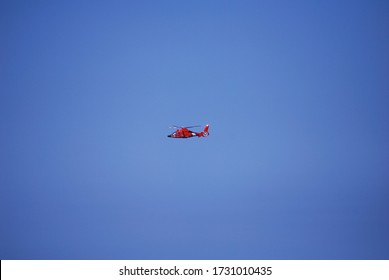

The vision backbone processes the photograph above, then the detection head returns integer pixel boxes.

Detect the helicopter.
[167,124,209,139]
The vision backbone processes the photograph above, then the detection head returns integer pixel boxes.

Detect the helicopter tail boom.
[197,124,209,137]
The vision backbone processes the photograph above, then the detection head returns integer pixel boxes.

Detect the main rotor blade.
[170,125,200,129]
[184,125,201,128]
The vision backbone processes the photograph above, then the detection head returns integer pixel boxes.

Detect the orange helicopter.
[167,124,209,139]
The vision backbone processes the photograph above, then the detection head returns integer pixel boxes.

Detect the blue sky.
[1,0,388,259]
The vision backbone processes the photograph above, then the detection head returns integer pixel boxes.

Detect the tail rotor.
[201,124,209,137]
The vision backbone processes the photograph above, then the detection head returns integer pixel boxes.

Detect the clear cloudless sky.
[1,0,388,259]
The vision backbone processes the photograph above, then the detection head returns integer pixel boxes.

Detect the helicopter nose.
[167,135,171,137]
